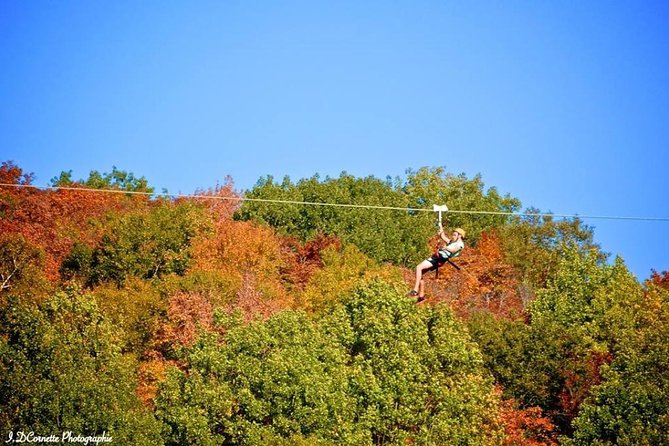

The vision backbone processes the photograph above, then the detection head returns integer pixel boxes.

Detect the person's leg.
[413,259,434,293]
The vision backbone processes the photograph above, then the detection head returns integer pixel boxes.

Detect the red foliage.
[279,232,342,290]
[648,270,669,291]
[1,164,147,281]
[0,161,33,185]
[557,350,613,422]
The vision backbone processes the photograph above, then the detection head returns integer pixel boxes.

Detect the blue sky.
[2,1,668,279]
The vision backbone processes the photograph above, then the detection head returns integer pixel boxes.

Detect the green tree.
[486,248,669,442]
[565,269,669,445]
[403,167,521,242]
[51,166,154,193]
[156,280,503,445]
[529,251,639,351]
[0,288,163,444]
[468,311,593,435]
[92,278,167,357]
[237,173,424,265]
[339,281,502,445]
[237,168,521,266]
[156,310,362,445]
[65,202,209,286]
[499,210,604,289]
[469,252,647,438]
[299,244,401,312]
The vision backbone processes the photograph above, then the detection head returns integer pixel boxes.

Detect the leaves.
[237,168,522,267]
[2,161,668,445]
[155,280,503,445]
[0,233,49,298]
[83,202,207,286]
[0,289,163,444]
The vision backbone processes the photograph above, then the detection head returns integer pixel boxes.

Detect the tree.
[499,210,603,289]
[237,168,522,267]
[566,272,669,445]
[529,252,641,351]
[0,233,49,300]
[425,231,525,318]
[1,163,151,281]
[498,396,557,446]
[403,167,521,243]
[91,277,166,357]
[237,173,426,265]
[338,281,503,445]
[0,160,34,185]
[647,269,669,291]
[191,205,300,319]
[469,310,597,436]
[499,249,669,441]
[156,310,362,446]
[278,232,342,292]
[155,280,504,445]
[298,243,401,313]
[0,288,163,444]
[74,202,208,286]
[51,166,154,193]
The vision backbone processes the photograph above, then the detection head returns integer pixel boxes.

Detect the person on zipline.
[408,227,466,300]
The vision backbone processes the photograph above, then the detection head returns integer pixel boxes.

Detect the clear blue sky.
[2,1,668,279]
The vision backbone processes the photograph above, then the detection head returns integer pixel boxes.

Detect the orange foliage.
[227,272,290,322]
[156,291,215,348]
[191,177,239,222]
[191,216,294,319]
[499,396,557,446]
[422,232,526,320]
[193,219,285,283]
[136,351,174,408]
[1,163,148,281]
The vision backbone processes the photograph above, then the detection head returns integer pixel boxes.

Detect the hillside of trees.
[1,160,668,445]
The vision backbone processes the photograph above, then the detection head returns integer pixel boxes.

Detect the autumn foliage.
[1,161,668,445]
[498,393,557,446]
[422,231,525,319]
[0,162,147,281]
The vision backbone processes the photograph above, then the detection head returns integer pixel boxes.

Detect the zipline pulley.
[433,204,448,230]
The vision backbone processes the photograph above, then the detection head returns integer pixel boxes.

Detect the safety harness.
[432,204,463,277]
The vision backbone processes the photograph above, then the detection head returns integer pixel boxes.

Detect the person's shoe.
[407,290,419,297]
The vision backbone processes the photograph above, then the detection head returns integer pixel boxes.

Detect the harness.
[435,245,462,277]
[432,204,464,276]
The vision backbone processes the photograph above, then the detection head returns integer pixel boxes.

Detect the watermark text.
[4,431,113,444]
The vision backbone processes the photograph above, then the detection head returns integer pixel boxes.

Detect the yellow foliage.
[299,244,402,313]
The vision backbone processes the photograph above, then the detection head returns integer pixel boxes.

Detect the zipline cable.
[1,182,668,222]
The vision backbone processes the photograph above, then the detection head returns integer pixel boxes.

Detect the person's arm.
[438,227,451,244]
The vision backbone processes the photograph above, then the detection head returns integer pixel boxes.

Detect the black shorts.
[426,253,448,270]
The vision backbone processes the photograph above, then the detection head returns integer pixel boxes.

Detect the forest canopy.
[1,160,667,445]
